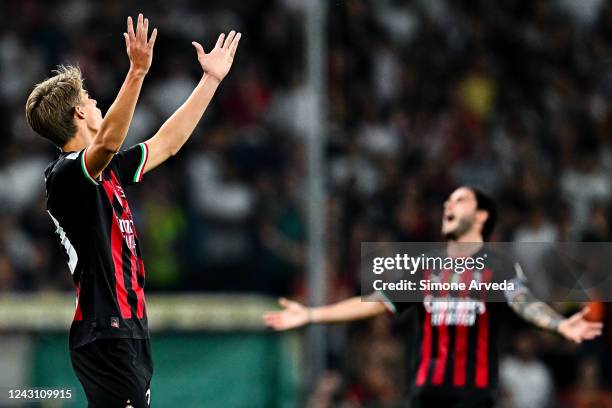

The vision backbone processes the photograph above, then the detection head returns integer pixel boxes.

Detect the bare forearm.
[310,297,386,324]
[86,69,146,178]
[95,69,146,152]
[147,74,219,163]
[508,292,564,331]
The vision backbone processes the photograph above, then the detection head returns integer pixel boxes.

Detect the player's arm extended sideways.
[263,295,388,331]
[507,289,564,330]
[87,14,157,178]
[507,284,602,343]
[310,295,388,323]
[143,31,241,174]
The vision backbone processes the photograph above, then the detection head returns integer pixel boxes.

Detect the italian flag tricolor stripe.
[133,142,148,183]
[376,291,397,314]
[81,148,99,186]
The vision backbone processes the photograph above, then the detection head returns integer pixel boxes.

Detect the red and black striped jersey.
[378,249,519,399]
[44,143,149,349]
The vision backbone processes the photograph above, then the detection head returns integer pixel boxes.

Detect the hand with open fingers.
[262,298,310,331]
[192,30,241,82]
[123,13,157,75]
[558,307,604,344]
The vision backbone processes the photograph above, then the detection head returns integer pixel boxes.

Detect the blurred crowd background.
[1,0,612,406]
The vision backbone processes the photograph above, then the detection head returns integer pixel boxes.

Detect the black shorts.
[410,392,494,408]
[70,338,153,408]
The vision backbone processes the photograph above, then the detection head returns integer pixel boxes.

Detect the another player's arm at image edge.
[84,14,157,182]
[142,31,241,175]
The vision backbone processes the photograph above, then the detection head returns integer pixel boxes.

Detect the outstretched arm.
[86,14,157,178]
[507,284,603,343]
[142,30,241,174]
[263,296,388,331]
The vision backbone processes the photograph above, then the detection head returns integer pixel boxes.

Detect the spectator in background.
[140,178,187,290]
[513,205,559,244]
[560,139,612,236]
[499,331,553,408]
[580,204,610,241]
[0,253,15,291]
[560,358,612,408]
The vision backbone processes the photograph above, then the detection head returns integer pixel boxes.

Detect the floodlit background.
[1,0,612,406]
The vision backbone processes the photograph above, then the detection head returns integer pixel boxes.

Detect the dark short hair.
[468,187,497,240]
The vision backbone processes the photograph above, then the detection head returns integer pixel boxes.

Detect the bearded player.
[25,14,241,407]
[263,186,603,408]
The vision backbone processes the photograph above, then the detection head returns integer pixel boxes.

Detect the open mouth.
[444,214,455,222]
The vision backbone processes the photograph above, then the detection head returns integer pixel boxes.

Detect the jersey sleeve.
[503,261,530,303]
[46,149,97,216]
[111,142,149,187]
[374,290,415,315]
[53,149,100,190]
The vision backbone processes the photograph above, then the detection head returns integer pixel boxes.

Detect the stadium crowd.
[1,0,611,406]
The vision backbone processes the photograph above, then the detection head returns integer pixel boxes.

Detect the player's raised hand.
[123,13,157,75]
[263,298,310,331]
[558,307,604,344]
[192,30,241,82]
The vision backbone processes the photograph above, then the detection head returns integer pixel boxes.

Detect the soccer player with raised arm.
[25,14,240,407]
[263,186,603,408]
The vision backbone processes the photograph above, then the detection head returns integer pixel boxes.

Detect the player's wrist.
[555,318,566,333]
[306,307,314,325]
[203,72,223,85]
[128,66,148,78]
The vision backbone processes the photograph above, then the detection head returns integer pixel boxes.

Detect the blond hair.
[25,65,84,147]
